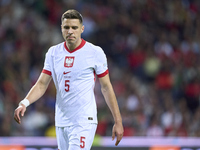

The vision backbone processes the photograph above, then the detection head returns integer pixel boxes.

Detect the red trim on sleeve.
[42,69,52,76]
[97,69,109,78]
[64,39,86,53]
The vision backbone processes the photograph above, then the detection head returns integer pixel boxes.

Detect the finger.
[115,134,123,146]
[14,116,20,123]
[17,112,20,121]
[14,109,21,124]
[14,117,21,124]
[115,140,120,146]
[14,114,21,124]
[112,131,115,141]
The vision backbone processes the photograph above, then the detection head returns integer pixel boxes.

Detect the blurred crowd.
[0,0,200,137]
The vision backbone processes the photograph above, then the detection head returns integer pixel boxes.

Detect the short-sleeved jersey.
[42,39,108,127]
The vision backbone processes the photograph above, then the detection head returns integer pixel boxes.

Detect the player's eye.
[72,26,78,30]
[63,26,69,29]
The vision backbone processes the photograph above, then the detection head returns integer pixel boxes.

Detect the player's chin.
[67,39,76,44]
[66,40,74,44]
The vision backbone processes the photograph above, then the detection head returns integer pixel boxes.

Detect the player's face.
[61,19,84,46]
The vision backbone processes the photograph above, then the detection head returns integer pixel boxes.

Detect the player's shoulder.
[49,42,64,51]
[85,41,104,53]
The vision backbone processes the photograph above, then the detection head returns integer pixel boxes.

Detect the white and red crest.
[64,56,74,67]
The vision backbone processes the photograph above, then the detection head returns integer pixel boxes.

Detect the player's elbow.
[35,80,49,93]
[101,83,112,94]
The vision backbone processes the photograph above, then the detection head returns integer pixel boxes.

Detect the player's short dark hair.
[61,9,83,24]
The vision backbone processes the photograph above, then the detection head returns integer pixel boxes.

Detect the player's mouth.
[67,36,75,40]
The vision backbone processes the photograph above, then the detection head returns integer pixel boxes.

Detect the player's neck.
[66,39,82,51]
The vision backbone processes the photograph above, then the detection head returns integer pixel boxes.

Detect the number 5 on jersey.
[65,80,70,92]
[80,136,85,148]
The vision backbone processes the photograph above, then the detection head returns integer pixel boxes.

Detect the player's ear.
[81,25,84,33]
[61,20,63,30]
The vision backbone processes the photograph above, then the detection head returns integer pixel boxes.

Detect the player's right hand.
[14,104,26,124]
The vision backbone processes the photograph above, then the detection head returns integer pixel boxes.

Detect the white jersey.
[42,39,108,127]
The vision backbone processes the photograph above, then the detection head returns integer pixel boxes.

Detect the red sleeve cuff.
[97,69,109,78]
[42,69,52,76]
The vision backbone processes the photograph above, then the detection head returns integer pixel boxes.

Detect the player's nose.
[68,28,73,34]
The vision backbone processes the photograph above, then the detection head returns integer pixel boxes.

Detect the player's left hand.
[112,122,124,146]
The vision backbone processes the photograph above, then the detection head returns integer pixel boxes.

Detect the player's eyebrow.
[63,25,78,29]
[71,26,78,29]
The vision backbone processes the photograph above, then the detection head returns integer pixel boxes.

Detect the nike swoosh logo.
[63,71,71,75]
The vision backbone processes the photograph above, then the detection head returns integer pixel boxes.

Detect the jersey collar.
[64,39,86,53]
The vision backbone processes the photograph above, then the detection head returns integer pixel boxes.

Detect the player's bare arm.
[14,73,52,124]
[99,74,124,146]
